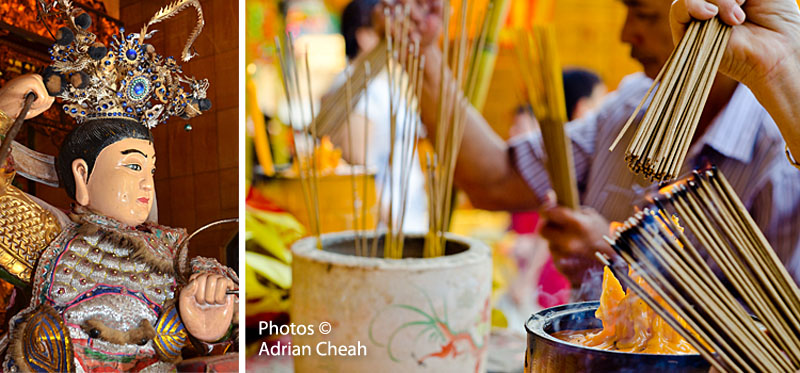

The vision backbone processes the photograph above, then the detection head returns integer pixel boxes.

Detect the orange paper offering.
[553,266,697,354]
[290,136,343,177]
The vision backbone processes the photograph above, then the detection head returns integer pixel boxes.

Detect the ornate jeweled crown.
[38,0,211,128]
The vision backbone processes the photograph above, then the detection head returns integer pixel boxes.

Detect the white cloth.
[336,68,429,233]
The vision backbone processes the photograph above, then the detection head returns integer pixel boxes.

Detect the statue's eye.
[151,167,156,175]
[125,164,142,171]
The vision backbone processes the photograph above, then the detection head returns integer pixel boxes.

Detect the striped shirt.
[509,72,800,281]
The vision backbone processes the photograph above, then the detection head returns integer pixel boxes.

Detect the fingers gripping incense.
[611,19,731,182]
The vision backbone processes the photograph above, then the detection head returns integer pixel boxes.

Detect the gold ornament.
[0,172,61,285]
[39,0,210,128]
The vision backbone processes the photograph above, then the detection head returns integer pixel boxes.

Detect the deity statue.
[0,1,237,371]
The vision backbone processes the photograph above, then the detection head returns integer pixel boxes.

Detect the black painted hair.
[563,69,602,121]
[56,118,153,199]
[341,0,380,60]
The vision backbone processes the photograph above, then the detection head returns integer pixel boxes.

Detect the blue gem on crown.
[127,76,151,102]
[126,49,138,61]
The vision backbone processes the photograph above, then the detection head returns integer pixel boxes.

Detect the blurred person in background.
[324,0,428,233]
[507,68,608,314]
[563,69,607,122]
[508,68,607,140]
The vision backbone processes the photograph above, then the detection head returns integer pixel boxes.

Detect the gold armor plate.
[0,172,61,285]
[9,303,75,372]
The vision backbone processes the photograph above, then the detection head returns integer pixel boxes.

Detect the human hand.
[373,0,443,50]
[539,192,616,289]
[0,74,55,120]
[669,0,800,93]
[179,272,236,342]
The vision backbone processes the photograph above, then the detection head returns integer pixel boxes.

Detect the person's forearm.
[750,56,800,162]
[417,45,445,136]
[417,45,536,208]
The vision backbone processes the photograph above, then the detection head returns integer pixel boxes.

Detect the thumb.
[669,0,722,45]
[222,295,236,324]
[181,280,198,299]
[540,189,558,210]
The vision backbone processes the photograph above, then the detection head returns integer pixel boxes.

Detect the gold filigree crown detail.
[39,0,211,128]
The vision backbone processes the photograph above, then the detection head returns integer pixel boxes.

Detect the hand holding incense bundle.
[603,167,800,372]
[513,26,579,209]
[610,17,731,182]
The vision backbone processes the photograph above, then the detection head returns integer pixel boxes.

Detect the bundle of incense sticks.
[274,34,323,249]
[513,25,579,209]
[343,60,373,258]
[424,0,491,258]
[601,167,800,372]
[336,0,491,259]
[275,4,425,259]
[467,0,508,110]
[275,1,489,259]
[326,0,491,259]
[370,3,427,259]
[610,18,731,182]
[316,41,388,138]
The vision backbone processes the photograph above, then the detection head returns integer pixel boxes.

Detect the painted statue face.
[73,138,156,226]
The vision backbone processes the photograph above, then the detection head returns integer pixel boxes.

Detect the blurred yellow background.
[248,0,641,140]
[485,0,641,138]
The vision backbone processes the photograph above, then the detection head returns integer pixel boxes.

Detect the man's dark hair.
[341,0,380,60]
[56,118,153,199]
[563,68,602,121]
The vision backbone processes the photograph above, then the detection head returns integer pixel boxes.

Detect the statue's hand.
[0,74,55,120]
[179,272,235,342]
